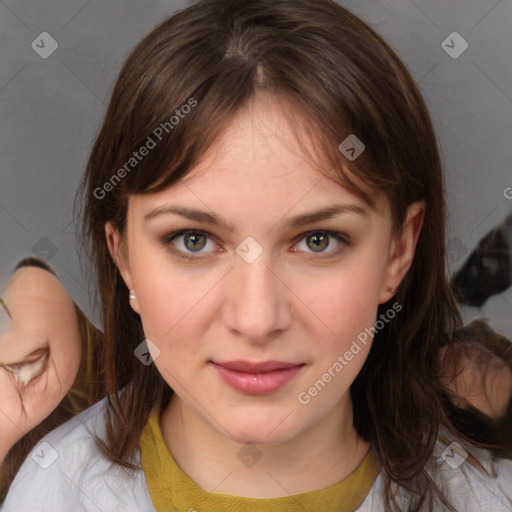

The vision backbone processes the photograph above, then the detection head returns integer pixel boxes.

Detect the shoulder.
[1,397,154,512]
[357,430,512,511]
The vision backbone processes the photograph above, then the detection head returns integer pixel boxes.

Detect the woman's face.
[0,266,82,441]
[109,94,422,444]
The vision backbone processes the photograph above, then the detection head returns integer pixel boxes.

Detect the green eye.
[161,229,350,263]
[183,233,207,252]
[294,231,350,256]
[162,229,215,262]
[306,232,329,252]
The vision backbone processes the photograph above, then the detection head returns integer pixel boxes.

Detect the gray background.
[0,0,511,337]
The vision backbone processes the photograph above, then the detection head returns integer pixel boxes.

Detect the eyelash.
[161,229,351,263]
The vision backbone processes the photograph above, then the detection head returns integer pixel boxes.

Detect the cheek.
[136,271,220,343]
[128,237,229,380]
[298,262,385,344]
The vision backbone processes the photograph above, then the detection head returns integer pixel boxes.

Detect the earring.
[129,290,136,300]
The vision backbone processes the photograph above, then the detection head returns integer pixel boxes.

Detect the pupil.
[185,234,206,251]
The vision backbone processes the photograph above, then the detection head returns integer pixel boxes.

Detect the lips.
[214,360,303,373]
[211,360,305,394]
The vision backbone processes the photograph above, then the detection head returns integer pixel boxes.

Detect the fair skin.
[107,94,424,498]
[0,267,82,464]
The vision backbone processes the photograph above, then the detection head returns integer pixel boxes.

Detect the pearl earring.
[129,290,136,300]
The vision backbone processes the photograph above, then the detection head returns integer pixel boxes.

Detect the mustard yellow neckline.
[139,402,380,512]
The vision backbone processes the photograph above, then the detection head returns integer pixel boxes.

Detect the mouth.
[210,360,305,395]
[1,347,50,388]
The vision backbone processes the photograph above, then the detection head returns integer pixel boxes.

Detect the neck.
[160,392,370,498]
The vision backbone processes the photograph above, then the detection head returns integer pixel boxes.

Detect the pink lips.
[211,360,305,395]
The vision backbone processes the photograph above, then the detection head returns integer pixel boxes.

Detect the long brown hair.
[0,257,105,503]
[77,1,509,510]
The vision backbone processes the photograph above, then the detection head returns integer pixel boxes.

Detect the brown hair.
[0,258,106,503]
[77,1,510,510]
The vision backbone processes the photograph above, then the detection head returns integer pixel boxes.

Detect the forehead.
[130,94,390,221]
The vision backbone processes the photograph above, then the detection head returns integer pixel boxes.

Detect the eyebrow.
[144,203,368,231]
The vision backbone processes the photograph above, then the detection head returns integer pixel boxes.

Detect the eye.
[162,230,218,261]
[293,231,350,257]
[161,229,350,263]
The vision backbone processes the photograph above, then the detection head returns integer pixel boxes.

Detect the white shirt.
[2,397,512,511]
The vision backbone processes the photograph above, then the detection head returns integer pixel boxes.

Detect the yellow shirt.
[139,403,380,512]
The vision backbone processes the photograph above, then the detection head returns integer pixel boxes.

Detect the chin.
[221,412,300,446]
[229,428,291,446]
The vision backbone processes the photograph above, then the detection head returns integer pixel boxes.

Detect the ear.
[378,201,425,304]
[105,221,140,313]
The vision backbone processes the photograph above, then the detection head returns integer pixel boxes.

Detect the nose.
[222,253,292,344]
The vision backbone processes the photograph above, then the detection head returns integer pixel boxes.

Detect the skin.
[0,266,82,464]
[107,93,425,498]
